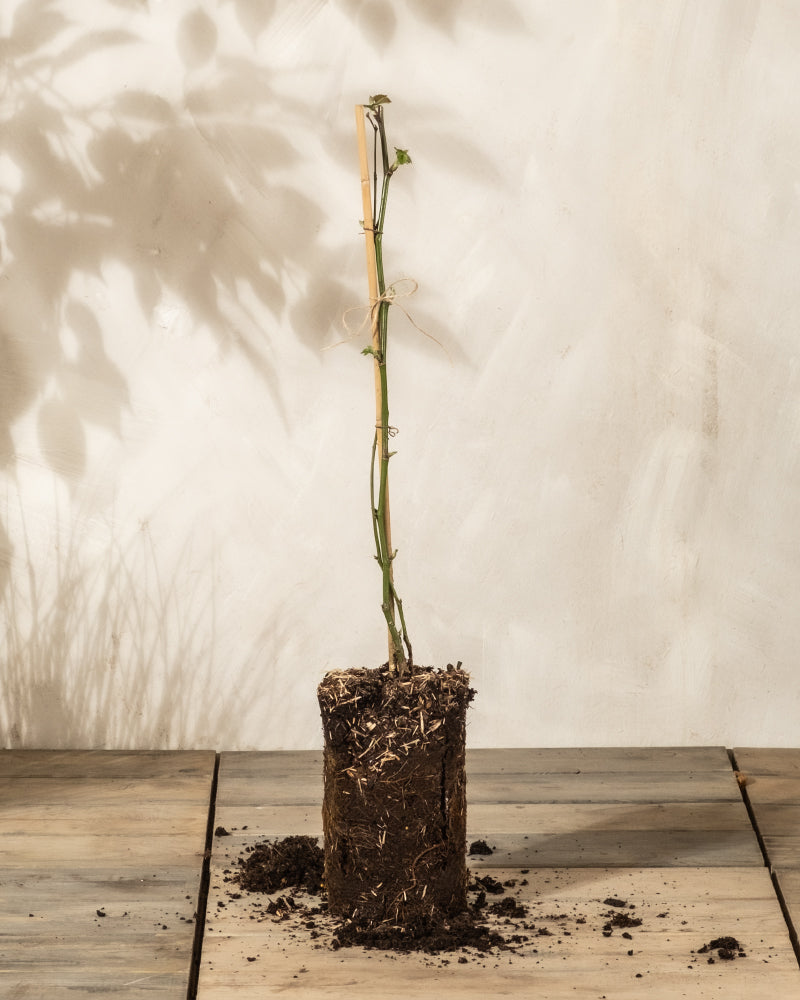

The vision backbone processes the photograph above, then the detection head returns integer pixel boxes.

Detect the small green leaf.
[368,94,391,106]
[394,147,411,165]
[361,346,376,357]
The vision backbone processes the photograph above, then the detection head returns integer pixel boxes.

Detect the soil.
[468,839,494,856]
[235,836,324,895]
[232,834,530,955]
[227,834,757,971]
[317,663,474,930]
[695,936,748,962]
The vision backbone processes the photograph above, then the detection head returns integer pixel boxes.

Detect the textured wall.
[2,0,799,748]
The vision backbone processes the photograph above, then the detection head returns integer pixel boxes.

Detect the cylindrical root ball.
[317,664,474,930]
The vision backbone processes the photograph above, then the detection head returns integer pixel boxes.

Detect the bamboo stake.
[355,106,380,358]
[355,105,395,667]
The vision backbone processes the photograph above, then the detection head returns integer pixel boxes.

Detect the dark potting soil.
[233,834,525,955]
[695,936,748,962]
[229,835,757,971]
[235,835,324,895]
[318,663,475,929]
[468,839,494,856]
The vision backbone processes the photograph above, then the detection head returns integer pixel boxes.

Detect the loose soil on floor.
[222,833,756,970]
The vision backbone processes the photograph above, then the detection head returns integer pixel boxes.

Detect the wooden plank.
[467,746,734,774]
[0,749,214,778]
[762,840,800,871]
[215,770,739,807]
[215,800,753,838]
[0,974,190,998]
[0,773,211,867]
[217,751,322,782]
[467,770,740,804]
[774,870,800,943]
[0,934,192,968]
[734,749,800,778]
[475,831,760,868]
[468,801,757,835]
[196,865,800,999]
[216,761,740,808]
[212,751,755,868]
[465,801,760,867]
[740,775,800,807]
[201,750,793,996]
[723,750,800,953]
[0,775,213,804]
[212,799,761,868]
[731,751,800,870]
[743,804,800,839]
[0,751,214,998]
[0,834,206,868]
[210,827,759,872]
[217,748,733,784]
[1,867,202,919]
[753,803,800,869]
[215,774,323,808]
[212,804,320,835]
[0,799,209,838]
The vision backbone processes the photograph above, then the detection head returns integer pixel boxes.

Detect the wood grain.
[4,747,795,999]
[733,747,800,957]
[198,863,799,999]
[0,750,215,998]
[197,748,797,998]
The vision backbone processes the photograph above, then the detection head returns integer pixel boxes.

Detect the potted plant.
[317,96,475,943]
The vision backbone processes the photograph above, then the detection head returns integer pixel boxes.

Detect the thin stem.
[356,100,412,677]
[370,114,379,234]
[369,433,381,561]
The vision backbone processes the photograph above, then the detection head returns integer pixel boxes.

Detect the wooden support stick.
[355,105,380,355]
[356,105,395,665]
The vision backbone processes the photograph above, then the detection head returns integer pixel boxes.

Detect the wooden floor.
[0,750,215,998]
[733,749,800,957]
[2,748,800,998]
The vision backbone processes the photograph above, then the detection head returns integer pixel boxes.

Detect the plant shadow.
[0,0,523,745]
[0,499,265,747]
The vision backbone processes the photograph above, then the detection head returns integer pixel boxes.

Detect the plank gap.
[731,748,800,973]
[771,870,800,971]
[728,748,771,869]
[187,752,220,1000]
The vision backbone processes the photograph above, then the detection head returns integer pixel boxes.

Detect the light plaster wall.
[2,0,799,749]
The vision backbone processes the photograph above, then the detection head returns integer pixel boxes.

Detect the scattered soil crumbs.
[695,936,748,962]
[332,912,508,954]
[489,897,528,919]
[226,836,534,957]
[222,836,755,973]
[472,874,505,895]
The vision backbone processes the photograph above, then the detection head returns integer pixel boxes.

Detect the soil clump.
[235,835,324,895]
[468,839,494,856]
[695,936,748,962]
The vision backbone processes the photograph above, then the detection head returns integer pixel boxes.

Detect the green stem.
[367,103,410,676]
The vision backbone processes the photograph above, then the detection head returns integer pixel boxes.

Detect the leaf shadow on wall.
[0,0,522,746]
[1,0,524,490]
[1,2,310,479]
